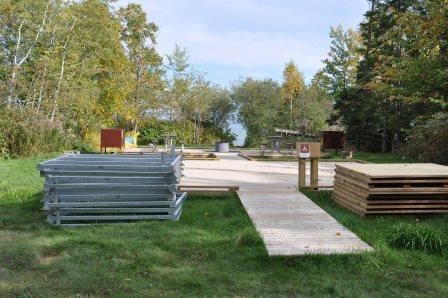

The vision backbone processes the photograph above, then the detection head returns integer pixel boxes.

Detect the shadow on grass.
[0,188,47,230]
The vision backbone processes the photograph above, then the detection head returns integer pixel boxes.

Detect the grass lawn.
[1,157,448,296]
[248,151,417,163]
[323,151,417,163]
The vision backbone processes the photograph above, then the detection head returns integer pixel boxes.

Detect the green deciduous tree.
[297,73,333,134]
[279,62,331,137]
[117,3,163,132]
[232,78,282,146]
[0,0,135,148]
[160,45,235,145]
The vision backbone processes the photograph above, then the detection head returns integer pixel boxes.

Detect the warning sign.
[299,144,310,158]
[296,142,322,158]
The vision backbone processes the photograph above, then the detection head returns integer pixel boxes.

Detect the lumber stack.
[333,163,448,216]
[39,153,186,226]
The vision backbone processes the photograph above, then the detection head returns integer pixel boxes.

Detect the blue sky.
[116,0,369,86]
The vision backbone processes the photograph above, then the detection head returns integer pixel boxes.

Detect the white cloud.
[116,0,368,84]
[160,23,324,70]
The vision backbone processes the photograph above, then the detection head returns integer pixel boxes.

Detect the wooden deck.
[183,153,372,256]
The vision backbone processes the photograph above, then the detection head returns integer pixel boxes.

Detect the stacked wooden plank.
[39,153,186,225]
[333,163,448,216]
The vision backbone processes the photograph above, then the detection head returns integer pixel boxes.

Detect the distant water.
[229,122,246,146]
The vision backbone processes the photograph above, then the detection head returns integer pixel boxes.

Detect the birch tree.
[4,0,51,104]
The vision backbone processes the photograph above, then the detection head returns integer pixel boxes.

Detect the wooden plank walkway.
[183,153,372,256]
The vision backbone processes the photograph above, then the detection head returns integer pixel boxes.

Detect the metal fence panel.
[39,153,186,225]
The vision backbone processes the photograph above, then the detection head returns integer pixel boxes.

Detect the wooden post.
[310,158,319,190]
[298,158,306,189]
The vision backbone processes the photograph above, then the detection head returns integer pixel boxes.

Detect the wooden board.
[333,164,448,216]
[182,153,372,255]
[336,163,448,179]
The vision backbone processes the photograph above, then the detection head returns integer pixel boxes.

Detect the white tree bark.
[37,63,48,110]
[50,19,77,121]
[6,0,51,104]
[37,21,57,110]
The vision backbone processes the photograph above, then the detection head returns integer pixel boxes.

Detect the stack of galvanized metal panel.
[333,163,448,216]
[39,153,186,226]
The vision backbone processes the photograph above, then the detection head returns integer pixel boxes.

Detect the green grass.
[386,222,446,255]
[1,157,448,296]
[249,151,416,163]
[323,151,417,163]
[246,155,299,162]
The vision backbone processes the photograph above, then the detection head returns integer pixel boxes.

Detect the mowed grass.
[249,151,416,163]
[324,151,417,163]
[0,157,448,296]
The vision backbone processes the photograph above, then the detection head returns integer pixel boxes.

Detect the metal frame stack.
[333,163,448,216]
[39,153,186,225]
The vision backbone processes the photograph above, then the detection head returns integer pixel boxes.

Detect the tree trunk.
[37,26,56,110]
[50,53,66,121]
[50,19,76,121]
[382,114,387,153]
[7,66,19,104]
[355,133,361,151]
[6,1,50,104]
[37,63,48,110]
[289,97,293,129]
[27,73,37,106]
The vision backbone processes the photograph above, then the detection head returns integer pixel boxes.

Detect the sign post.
[296,142,321,190]
[297,144,310,188]
[310,158,318,189]
[298,158,306,188]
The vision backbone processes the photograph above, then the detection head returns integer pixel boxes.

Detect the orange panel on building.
[100,129,124,149]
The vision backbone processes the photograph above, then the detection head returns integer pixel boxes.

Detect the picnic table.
[161,133,177,152]
[266,135,286,153]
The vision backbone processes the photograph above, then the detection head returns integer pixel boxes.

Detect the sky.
[115,0,369,145]
[115,0,369,85]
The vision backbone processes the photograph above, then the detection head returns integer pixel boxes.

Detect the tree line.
[231,66,332,147]
[0,0,234,157]
[321,0,447,162]
[232,0,447,163]
[1,0,446,162]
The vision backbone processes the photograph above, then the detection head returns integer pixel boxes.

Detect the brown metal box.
[100,129,124,149]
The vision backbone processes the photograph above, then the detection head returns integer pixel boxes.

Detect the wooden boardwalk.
[183,153,372,256]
